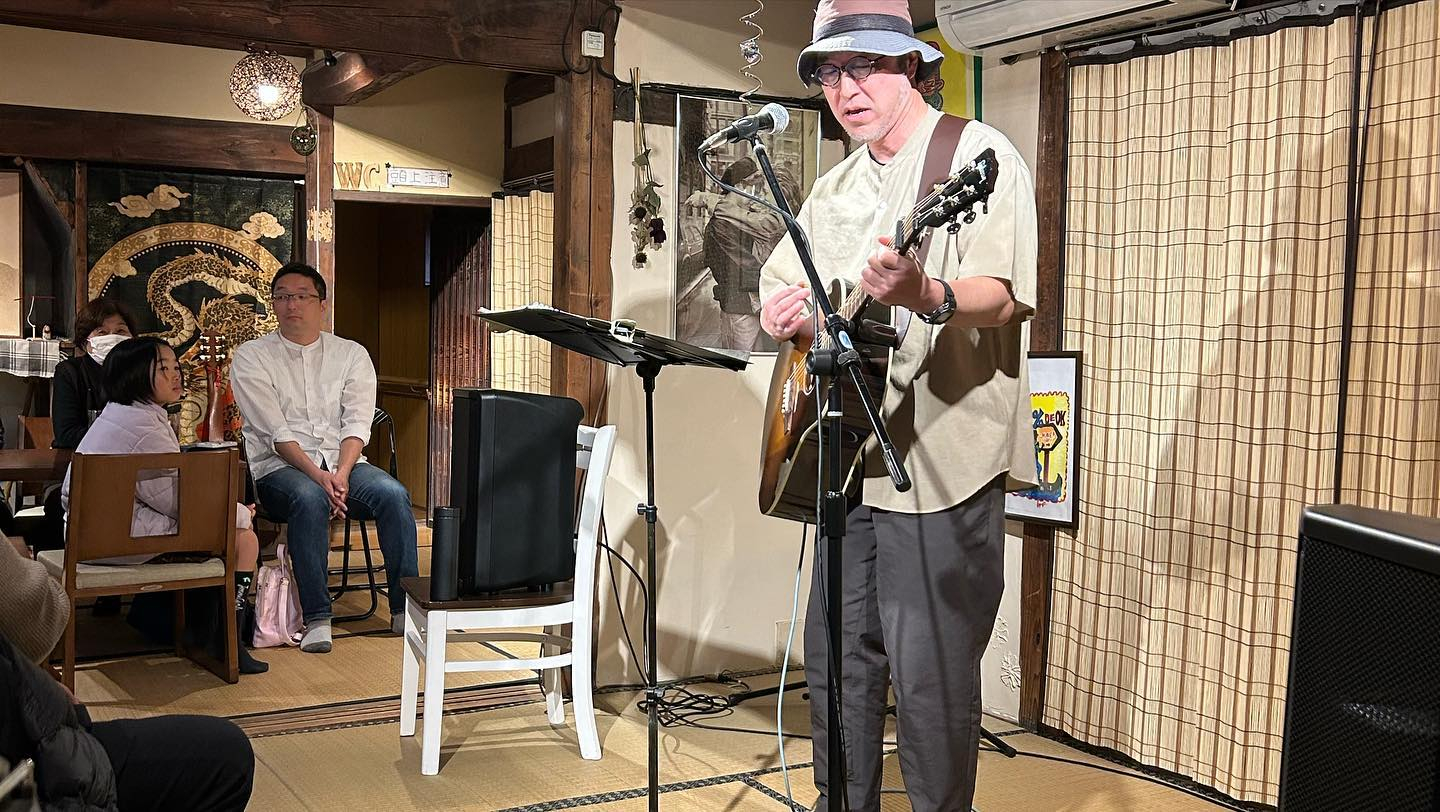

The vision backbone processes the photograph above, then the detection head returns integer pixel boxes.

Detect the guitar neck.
[839,213,928,323]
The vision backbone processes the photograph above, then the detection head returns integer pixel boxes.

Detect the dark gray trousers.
[804,475,1006,811]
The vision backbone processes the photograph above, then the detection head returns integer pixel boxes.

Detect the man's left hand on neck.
[861,234,938,312]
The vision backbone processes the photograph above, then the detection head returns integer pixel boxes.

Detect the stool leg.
[399,601,419,737]
[420,609,447,775]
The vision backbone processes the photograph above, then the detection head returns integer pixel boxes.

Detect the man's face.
[818,51,916,144]
[272,273,325,334]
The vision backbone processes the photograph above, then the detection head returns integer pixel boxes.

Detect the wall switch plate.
[581,29,605,58]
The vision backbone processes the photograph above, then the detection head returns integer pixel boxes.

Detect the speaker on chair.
[1278,504,1440,811]
[448,388,583,597]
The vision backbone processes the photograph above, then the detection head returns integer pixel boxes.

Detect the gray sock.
[300,619,333,653]
[391,613,405,635]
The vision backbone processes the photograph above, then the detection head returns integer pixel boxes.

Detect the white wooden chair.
[399,424,617,775]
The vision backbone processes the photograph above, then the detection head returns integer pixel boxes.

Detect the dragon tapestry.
[87,168,298,444]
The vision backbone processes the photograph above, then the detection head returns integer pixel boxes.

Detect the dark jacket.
[50,357,105,451]
[0,635,116,811]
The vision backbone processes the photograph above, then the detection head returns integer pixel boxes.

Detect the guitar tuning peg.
[963,210,978,225]
[947,221,962,234]
[982,202,989,215]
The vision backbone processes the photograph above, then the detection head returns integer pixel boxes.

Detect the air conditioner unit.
[935,0,1230,59]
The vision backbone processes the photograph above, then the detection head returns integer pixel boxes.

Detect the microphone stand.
[744,136,912,812]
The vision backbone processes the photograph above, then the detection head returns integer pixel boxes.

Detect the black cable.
[699,153,815,263]
[560,0,590,75]
[599,527,646,680]
[591,3,624,84]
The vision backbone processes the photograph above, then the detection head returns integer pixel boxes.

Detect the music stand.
[477,304,747,811]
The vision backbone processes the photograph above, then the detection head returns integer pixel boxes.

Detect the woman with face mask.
[32,300,142,558]
[51,299,138,450]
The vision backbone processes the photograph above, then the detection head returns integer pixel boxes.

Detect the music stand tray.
[477,304,746,810]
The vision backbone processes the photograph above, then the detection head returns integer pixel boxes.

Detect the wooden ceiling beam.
[0,12,312,56]
[303,52,439,108]
[0,103,305,176]
[0,0,571,73]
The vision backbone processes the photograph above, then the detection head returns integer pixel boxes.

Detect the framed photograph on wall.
[673,95,820,357]
[1006,350,1082,528]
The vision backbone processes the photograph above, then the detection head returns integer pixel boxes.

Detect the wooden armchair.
[16,416,53,451]
[38,449,241,689]
[13,416,55,510]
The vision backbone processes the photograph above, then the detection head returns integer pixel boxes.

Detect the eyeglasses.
[273,293,322,304]
[812,55,886,88]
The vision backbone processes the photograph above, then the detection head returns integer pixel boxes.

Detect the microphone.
[699,102,790,151]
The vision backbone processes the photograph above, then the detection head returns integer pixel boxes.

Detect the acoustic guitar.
[196,331,235,444]
[758,147,1000,523]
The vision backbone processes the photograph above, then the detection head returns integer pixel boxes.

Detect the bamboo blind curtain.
[1340,0,1440,513]
[1051,19,1357,804]
[489,191,554,394]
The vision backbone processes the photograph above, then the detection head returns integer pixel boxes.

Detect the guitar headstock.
[197,331,229,369]
[910,147,1000,243]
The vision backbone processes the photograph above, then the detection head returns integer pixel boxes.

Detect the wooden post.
[304,103,336,328]
[1020,48,1069,730]
[551,0,615,423]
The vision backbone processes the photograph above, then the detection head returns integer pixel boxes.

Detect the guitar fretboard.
[814,197,932,350]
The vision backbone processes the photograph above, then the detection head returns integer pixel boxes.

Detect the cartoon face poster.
[1006,353,1081,527]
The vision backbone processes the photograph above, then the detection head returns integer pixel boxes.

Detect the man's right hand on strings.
[760,282,815,343]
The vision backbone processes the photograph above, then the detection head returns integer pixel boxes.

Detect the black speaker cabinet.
[1279,505,1440,811]
[449,388,583,596]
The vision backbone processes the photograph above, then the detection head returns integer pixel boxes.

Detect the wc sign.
[387,165,451,189]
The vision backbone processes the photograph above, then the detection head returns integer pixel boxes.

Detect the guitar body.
[759,282,893,522]
[754,146,1001,523]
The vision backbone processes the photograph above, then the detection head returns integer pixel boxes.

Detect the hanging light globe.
[230,47,301,121]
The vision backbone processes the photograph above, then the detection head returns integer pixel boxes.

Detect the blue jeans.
[255,463,419,623]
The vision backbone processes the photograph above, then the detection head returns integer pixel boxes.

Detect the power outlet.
[580,29,605,58]
[774,618,803,666]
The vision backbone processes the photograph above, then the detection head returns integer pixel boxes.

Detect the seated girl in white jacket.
[61,335,267,674]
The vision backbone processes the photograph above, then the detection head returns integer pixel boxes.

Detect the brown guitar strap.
[894,113,971,342]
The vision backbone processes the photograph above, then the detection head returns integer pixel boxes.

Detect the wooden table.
[0,448,71,482]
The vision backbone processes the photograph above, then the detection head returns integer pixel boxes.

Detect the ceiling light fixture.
[230,45,302,121]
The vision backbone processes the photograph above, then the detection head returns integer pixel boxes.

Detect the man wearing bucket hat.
[759,1,1037,810]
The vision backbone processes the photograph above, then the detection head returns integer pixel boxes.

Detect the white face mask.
[86,333,130,364]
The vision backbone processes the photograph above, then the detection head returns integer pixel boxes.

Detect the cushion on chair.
[37,550,225,590]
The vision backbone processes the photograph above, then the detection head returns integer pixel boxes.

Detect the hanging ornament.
[738,0,765,105]
[289,107,318,156]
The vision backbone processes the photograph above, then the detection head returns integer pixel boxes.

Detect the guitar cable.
[776,518,808,807]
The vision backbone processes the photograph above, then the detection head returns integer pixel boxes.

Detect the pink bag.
[252,543,303,647]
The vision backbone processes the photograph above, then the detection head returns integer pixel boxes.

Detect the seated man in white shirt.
[230,262,419,653]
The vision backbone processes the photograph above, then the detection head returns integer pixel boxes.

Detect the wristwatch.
[916,279,956,325]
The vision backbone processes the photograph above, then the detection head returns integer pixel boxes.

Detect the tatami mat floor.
[66,523,1231,811]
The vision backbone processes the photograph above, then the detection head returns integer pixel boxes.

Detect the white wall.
[0,24,302,125]
[977,56,1042,724]
[332,64,505,197]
